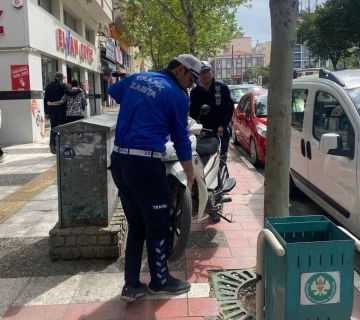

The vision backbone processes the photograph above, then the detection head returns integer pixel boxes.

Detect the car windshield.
[347,88,360,114]
[255,94,268,117]
[230,88,245,103]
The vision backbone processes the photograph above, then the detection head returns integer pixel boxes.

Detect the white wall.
[0,0,29,48]
[27,1,99,73]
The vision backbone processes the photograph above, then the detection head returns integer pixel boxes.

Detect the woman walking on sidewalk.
[0,109,5,163]
[47,79,87,124]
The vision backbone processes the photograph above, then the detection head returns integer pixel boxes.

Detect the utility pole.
[244,53,247,83]
[231,45,234,85]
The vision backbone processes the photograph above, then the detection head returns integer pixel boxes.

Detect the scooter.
[163,104,237,262]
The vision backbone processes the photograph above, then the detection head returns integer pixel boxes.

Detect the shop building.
[0,0,113,145]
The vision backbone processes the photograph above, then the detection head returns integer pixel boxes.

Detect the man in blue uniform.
[108,54,202,302]
[190,61,234,161]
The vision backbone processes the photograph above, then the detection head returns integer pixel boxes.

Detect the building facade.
[254,41,271,66]
[219,37,252,55]
[293,44,316,69]
[0,0,113,145]
[211,51,265,84]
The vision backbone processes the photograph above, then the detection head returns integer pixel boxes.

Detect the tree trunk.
[264,0,299,220]
[332,60,338,71]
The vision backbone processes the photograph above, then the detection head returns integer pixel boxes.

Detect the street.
[230,141,360,274]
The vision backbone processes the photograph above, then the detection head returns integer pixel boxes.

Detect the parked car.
[228,84,263,108]
[231,90,268,166]
[290,68,360,238]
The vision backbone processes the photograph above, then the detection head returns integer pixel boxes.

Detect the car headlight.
[256,123,267,137]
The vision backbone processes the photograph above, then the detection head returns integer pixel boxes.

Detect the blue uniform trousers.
[110,152,171,288]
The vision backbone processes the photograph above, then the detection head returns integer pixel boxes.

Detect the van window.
[313,91,355,155]
[291,89,309,132]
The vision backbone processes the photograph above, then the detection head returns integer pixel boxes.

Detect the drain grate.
[211,269,256,320]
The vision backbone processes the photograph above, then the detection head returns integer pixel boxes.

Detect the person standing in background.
[0,109,4,163]
[44,72,81,154]
[47,80,87,124]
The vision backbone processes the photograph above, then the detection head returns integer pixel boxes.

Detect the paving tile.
[0,223,34,238]
[0,278,31,309]
[0,307,9,319]
[210,257,256,270]
[188,298,219,317]
[203,222,243,231]
[0,186,22,194]
[63,301,127,320]
[352,289,360,319]
[125,299,188,319]
[186,269,210,283]
[241,222,264,230]
[32,187,58,201]
[247,237,258,247]
[13,275,82,306]
[186,248,232,260]
[2,305,68,320]
[18,200,58,212]
[187,283,210,298]
[226,238,251,248]
[72,273,125,303]
[2,210,45,225]
[230,247,257,258]
[224,230,260,239]
[186,259,211,271]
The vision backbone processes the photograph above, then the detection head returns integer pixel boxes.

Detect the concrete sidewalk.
[0,139,359,320]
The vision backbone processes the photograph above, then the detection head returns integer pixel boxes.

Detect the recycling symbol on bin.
[63,148,75,159]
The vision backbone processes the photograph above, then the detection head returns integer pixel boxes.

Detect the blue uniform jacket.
[108,70,192,162]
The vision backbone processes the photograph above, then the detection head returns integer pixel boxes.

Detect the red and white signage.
[12,0,24,8]
[0,10,4,35]
[56,28,93,64]
[11,65,30,91]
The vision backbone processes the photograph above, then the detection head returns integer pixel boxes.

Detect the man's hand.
[187,174,196,189]
[217,126,224,136]
[45,114,50,121]
[47,101,55,106]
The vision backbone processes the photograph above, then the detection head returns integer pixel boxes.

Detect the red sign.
[0,10,4,35]
[11,65,30,91]
[56,28,93,64]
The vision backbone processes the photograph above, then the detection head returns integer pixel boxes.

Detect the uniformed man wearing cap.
[190,61,234,162]
[108,54,202,302]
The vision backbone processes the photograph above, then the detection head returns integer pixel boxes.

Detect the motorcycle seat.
[196,137,219,157]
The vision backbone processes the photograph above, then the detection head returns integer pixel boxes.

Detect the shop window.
[64,11,77,32]
[41,56,58,90]
[85,29,91,42]
[38,0,51,14]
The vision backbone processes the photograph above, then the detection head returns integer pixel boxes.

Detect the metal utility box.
[54,115,118,228]
[265,216,355,320]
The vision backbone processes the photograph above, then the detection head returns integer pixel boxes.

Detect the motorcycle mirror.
[200,104,211,116]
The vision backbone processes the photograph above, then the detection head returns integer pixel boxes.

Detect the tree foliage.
[297,0,360,70]
[114,0,247,69]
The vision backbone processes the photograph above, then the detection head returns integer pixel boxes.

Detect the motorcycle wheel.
[167,177,192,262]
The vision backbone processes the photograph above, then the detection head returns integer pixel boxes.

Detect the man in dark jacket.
[190,61,234,161]
[44,72,80,154]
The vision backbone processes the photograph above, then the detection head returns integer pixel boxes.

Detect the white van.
[290,69,360,238]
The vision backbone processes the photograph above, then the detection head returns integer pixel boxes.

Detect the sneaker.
[120,283,148,302]
[0,153,5,163]
[148,275,191,295]
[50,145,56,155]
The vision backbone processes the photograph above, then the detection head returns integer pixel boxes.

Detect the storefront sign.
[106,39,116,62]
[11,65,30,91]
[12,0,24,8]
[56,28,93,64]
[0,10,4,35]
[115,47,123,65]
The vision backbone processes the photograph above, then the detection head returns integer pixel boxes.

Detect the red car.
[231,91,268,166]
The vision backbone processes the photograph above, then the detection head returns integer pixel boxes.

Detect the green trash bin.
[265,215,355,320]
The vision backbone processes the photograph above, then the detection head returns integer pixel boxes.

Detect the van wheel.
[289,174,301,199]
[232,125,240,146]
[250,138,260,167]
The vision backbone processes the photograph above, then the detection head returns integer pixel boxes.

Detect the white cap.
[174,54,203,87]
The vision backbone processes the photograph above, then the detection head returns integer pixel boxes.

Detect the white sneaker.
[0,153,5,163]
